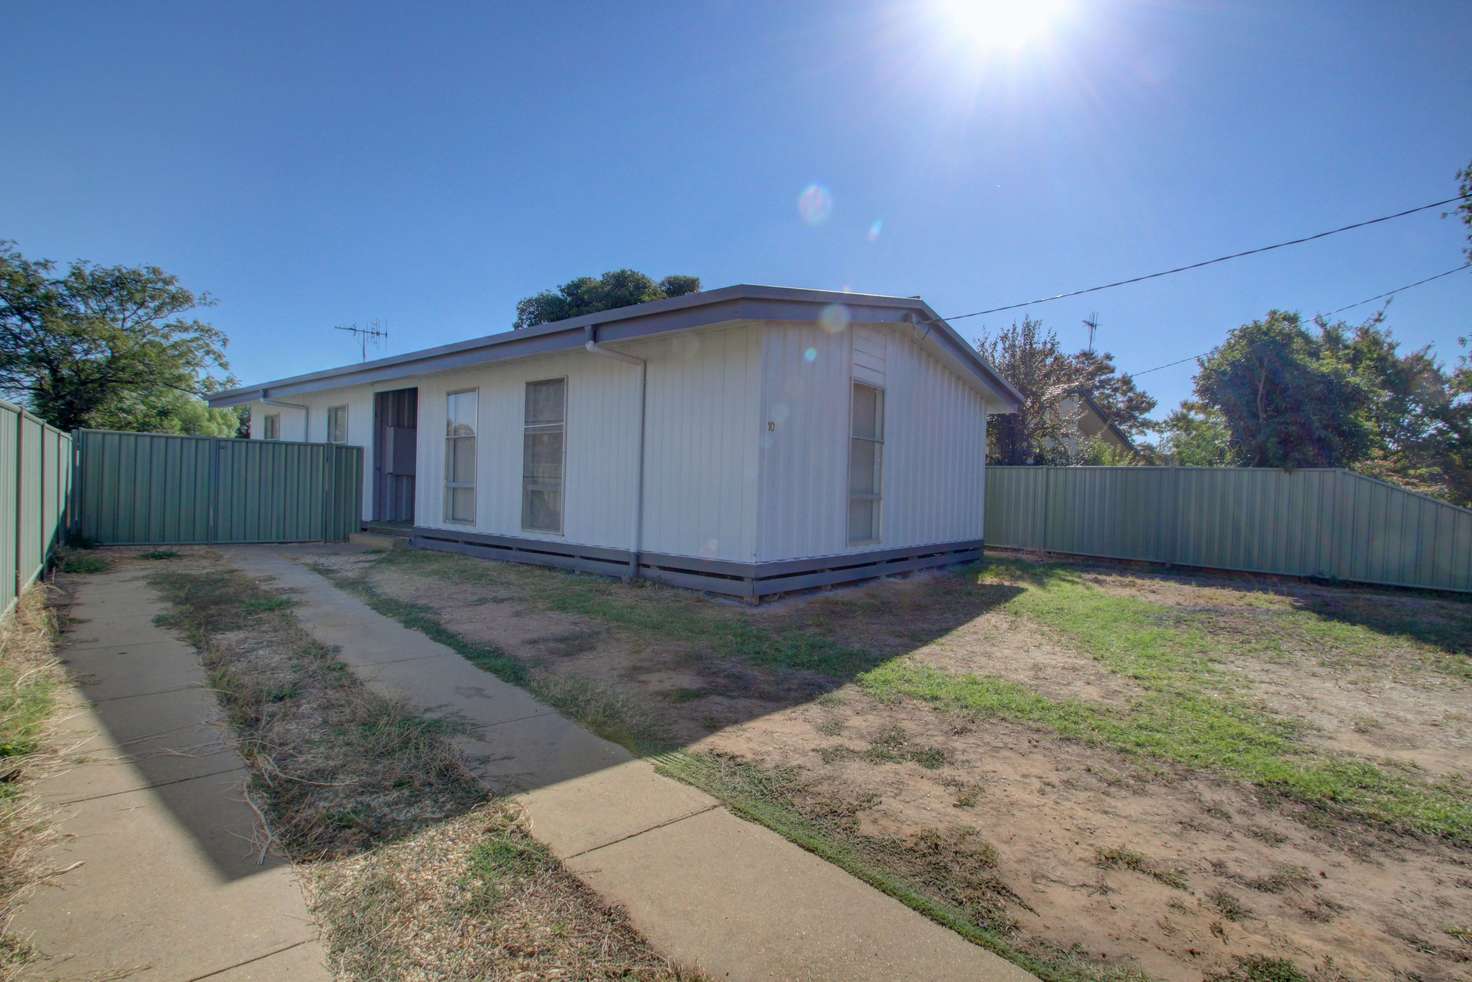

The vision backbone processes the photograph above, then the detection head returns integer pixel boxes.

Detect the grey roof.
[207,284,1023,411]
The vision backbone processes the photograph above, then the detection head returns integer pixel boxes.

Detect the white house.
[208,286,1021,599]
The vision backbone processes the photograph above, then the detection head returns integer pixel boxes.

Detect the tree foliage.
[1156,400,1233,466]
[513,269,701,330]
[1193,310,1372,468]
[1456,157,1472,262]
[976,317,1155,464]
[1188,309,1470,504]
[0,241,235,433]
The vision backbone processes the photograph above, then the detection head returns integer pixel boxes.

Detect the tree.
[1156,400,1233,466]
[1456,158,1472,261]
[1320,317,1472,505]
[1193,310,1373,468]
[977,317,1153,464]
[513,269,701,330]
[1068,348,1157,439]
[976,318,1083,464]
[0,242,231,432]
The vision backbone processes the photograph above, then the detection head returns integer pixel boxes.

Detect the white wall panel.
[756,322,988,562]
[410,324,760,561]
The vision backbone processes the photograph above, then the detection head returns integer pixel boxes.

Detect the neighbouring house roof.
[1071,388,1134,451]
[206,285,1023,411]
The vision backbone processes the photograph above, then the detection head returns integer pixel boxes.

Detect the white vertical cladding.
[757,321,988,562]
[294,385,377,521]
[636,324,762,562]
[415,350,640,549]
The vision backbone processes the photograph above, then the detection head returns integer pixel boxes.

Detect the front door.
[373,388,417,523]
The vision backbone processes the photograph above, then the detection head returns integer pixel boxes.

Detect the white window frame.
[444,388,478,525]
[326,405,348,444]
[847,381,884,545]
[262,413,280,441]
[521,377,567,535]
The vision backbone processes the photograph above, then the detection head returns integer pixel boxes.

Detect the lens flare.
[818,303,852,335]
[867,219,883,242]
[797,183,834,225]
[803,347,818,363]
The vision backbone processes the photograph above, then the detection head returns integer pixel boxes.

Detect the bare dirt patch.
[313,545,1472,981]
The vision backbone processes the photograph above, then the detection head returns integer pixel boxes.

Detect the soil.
[305,547,1472,981]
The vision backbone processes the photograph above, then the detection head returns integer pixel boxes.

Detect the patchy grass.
[0,586,62,977]
[310,564,675,755]
[323,545,1471,981]
[313,802,696,980]
[153,561,689,978]
[1095,846,1189,891]
[57,553,107,575]
[654,751,1142,982]
[1206,955,1311,982]
[136,550,181,561]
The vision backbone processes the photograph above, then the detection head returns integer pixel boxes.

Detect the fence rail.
[1,401,73,621]
[985,466,1472,594]
[73,430,362,547]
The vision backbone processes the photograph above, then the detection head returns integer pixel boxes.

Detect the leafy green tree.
[513,269,701,330]
[977,317,1154,464]
[1068,348,1157,439]
[1320,318,1471,504]
[0,241,231,432]
[976,318,1079,464]
[1156,400,1234,466]
[1193,310,1372,468]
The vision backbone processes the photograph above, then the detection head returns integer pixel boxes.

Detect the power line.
[1127,261,1472,379]
[934,191,1470,325]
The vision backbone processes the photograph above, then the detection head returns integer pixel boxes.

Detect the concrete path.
[12,565,329,981]
[230,547,1035,982]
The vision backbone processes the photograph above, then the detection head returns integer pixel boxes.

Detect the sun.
[937,0,1068,51]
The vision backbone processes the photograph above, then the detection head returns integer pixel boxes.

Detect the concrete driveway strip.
[12,564,329,982]
[230,546,1035,982]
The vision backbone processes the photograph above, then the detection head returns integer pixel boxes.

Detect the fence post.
[14,411,24,596]
[38,425,45,566]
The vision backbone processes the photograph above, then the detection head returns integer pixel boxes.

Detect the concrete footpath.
[12,565,329,981]
[231,547,1034,982]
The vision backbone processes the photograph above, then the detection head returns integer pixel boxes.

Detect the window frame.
[520,376,568,535]
[326,404,348,444]
[262,413,280,441]
[847,381,884,545]
[443,387,478,526]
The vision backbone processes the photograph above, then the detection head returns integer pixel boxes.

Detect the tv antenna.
[335,320,389,362]
[1083,313,1099,353]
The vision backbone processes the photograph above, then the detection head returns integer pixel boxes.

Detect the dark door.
[373,388,418,523]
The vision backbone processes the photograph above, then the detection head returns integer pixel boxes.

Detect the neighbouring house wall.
[413,323,762,562]
[246,384,381,522]
[756,321,989,562]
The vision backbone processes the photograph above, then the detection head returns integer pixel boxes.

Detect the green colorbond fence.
[1,401,73,621]
[73,430,362,546]
[985,466,1472,594]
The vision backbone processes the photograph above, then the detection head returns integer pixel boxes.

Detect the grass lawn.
[307,545,1472,981]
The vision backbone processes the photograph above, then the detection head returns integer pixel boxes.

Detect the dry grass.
[311,801,698,981]
[0,585,64,978]
[152,559,693,980]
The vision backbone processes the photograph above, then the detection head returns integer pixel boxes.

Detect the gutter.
[261,395,310,439]
[583,325,646,582]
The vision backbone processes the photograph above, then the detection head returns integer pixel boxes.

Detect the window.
[848,382,883,543]
[521,378,566,533]
[444,389,477,524]
[262,413,280,441]
[327,405,348,444]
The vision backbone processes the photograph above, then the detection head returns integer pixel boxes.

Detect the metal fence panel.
[985,466,1472,594]
[73,430,361,547]
[2,401,74,621]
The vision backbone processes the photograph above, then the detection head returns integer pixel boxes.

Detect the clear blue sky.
[5,1,1470,418]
